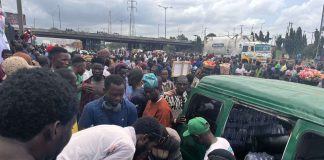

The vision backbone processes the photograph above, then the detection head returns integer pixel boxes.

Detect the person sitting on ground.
[78,75,137,130]
[57,117,165,160]
[183,117,234,160]
[0,68,78,160]
[143,73,172,127]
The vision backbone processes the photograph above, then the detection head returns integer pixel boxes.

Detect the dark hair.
[36,55,49,67]
[128,69,143,87]
[133,117,163,142]
[1,49,12,58]
[154,128,180,151]
[207,149,236,160]
[48,47,68,60]
[0,68,78,142]
[91,57,105,66]
[72,56,85,66]
[14,44,24,52]
[55,68,76,87]
[104,74,125,89]
[176,75,188,83]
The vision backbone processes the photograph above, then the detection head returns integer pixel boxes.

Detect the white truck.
[241,42,272,63]
[203,35,252,57]
[203,35,272,62]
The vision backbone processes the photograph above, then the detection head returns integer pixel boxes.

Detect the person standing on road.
[48,47,71,70]
[78,75,137,130]
[164,76,188,127]
[143,73,172,127]
[79,57,106,114]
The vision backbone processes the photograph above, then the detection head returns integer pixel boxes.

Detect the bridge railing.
[30,28,192,44]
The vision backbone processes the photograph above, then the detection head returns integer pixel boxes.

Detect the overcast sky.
[1,0,323,41]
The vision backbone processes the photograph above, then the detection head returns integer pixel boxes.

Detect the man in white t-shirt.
[57,117,165,160]
[183,117,234,160]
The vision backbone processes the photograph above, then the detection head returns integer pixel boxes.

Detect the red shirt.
[143,97,172,127]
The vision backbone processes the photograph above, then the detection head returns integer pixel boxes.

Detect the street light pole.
[158,24,161,38]
[120,20,123,35]
[16,0,23,34]
[158,5,172,39]
[58,5,61,29]
[52,14,55,28]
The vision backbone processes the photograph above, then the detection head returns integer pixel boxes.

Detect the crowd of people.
[1,30,323,160]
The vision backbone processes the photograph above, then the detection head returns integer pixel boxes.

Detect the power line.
[128,0,137,36]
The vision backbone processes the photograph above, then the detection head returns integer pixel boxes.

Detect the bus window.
[223,104,295,160]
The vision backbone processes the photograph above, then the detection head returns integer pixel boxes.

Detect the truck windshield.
[255,44,271,51]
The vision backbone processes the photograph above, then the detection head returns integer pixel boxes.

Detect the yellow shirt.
[72,122,78,134]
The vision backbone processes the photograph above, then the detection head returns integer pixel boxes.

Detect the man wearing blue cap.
[183,117,234,160]
[142,73,172,127]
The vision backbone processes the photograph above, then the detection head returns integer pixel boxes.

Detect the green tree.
[275,35,283,50]
[303,44,317,58]
[314,29,320,46]
[192,36,203,53]
[163,44,176,53]
[206,33,216,37]
[265,31,270,43]
[170,36,176,40]
[176,34,189,41]
[259,31,264,42]
[302,34,307,49]
[295,27,303,54]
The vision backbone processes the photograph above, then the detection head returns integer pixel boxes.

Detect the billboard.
[5,12,26,25]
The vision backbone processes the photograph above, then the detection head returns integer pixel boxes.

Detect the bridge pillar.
[81,39,101,51]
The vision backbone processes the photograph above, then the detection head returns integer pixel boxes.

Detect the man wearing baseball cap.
[183,117,234,160]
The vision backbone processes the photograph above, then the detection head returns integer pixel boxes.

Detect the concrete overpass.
[29,28,193,50]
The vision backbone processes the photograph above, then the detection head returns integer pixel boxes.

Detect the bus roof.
[197,75,324,126]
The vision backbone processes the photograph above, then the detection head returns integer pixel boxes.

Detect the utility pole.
[33,18,36,28]
[240,25,244,35]
[128,0,137,36]
[316,5,324,59]
[58,5,61,29]
[109,10,112,34]
[260,23,265,31]
[287,22,293,33]
[158,5,172,39]
[16,0,23,34]
[251,24,254,33]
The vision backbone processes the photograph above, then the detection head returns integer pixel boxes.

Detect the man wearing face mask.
[78,75,138,130]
